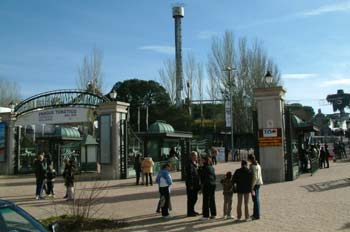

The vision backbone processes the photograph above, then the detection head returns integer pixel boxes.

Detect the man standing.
[186,151,200,217]
[33,153,46,200]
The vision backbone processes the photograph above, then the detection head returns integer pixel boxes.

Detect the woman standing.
[200,156,217,220]
[248,154,263,220]
[63,159,75,201]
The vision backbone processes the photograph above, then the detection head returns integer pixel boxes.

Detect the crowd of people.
[154,151,263,221]
[33,152,75,201]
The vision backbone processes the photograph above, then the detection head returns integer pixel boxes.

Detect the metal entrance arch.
[14,89,110,116]
[12,89,111,174]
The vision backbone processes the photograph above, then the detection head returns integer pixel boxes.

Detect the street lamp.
[8,101,16,113]
[109,90,117,101]
[265,71,273,86]
[223,66,235,160]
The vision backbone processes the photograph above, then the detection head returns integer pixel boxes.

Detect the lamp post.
[223,66,235,159]
[109,90,117,101]
[265,70,273,86]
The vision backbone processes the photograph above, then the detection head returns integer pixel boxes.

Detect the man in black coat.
[186,151,201,217]
[33,153,46,200]
[233,160,252,220]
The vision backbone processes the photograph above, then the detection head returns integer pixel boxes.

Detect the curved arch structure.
[15,89,110,116]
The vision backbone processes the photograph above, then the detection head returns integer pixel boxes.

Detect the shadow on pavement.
[120,213,244,232]
[339,222,350,230]
[302,178,350,192]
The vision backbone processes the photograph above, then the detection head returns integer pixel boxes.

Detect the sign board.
[258,128,282,147]
[99,115,111,164]
[262,128,278,137]
[216,147,225,162]
[0,123,6,162]
[16,107,95,126]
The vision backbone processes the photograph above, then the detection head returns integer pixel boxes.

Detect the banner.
[225,101,231,128]
[0,123,6,162]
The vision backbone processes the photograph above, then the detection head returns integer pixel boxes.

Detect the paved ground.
[0,160,350,232]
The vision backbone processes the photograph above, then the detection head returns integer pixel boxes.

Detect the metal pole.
[229,70,234,157]
[146,105,149,131]
[137,106,140,132]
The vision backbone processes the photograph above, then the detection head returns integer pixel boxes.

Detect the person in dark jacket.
[134,154,142,185]
[63,159,75,200]
[232,160,252,221]
[186,151,201,217]
[33,153,46,200]
[46,165,57,197]
[200,156,217,220]
[325,144,330,168]
[319,147,326,168]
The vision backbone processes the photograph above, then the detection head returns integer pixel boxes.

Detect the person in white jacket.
[248,154,263,220]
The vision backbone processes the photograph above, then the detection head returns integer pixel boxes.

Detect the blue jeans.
[252,185,260,219]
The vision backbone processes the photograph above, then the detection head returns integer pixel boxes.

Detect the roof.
[148,121,175,133]
[54,127,81,140]
[81,134,98,145]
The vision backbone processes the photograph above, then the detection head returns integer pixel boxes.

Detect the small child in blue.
[156,163,173,218]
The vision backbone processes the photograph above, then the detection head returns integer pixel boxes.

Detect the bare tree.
[184,53,198,101]
[0,78,21,107]
[207,31,281,133]
[197,63,204,128]
[158,58,176,104]
[77,47,103,94]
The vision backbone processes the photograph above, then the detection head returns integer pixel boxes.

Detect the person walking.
[233,160,252,221]
[248,154,263,220]
[134,154,142,185]
[325,144,330,168]
[142,157,154,186]
[63,159,75,200]
[46,165,57,198]
[221,171,234,219]
[200,156,217,220]
[185,151,201,217]
[210,147,218,165]
[33,153,47,200]
[319,147,326,168]
[156,163,173,218]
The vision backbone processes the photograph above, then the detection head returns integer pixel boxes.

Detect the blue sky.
[1,0,350,114]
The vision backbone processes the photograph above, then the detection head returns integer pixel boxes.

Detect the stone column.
[0,112,17,175]
[97,101,129,180]
[254,87,286,183]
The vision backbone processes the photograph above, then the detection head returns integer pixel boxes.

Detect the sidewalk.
[0,161,349,232]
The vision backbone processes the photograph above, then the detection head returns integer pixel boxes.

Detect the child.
[156,163,173,218]
[46,165,57,198]
[64,159,75,200]
[221,171,234,219]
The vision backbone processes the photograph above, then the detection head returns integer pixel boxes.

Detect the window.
[0,207,42,232]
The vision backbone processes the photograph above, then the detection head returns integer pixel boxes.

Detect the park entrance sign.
[15,107,94,126]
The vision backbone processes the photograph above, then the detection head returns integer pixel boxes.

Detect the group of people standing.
[185,151,263,221]
[33,153,75,201]
[134,155,155,186]
[154,150,263,221]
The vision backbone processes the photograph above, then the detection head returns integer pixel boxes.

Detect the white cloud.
[282,73,319,79]
[302,1,350,16]
[197,30,218,39]
[138,45,174,55]
[321,78,350,87]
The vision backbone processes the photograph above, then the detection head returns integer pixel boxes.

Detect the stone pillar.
[97,101,129,180]
[0,112,17,175]
[254,87,286,183]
